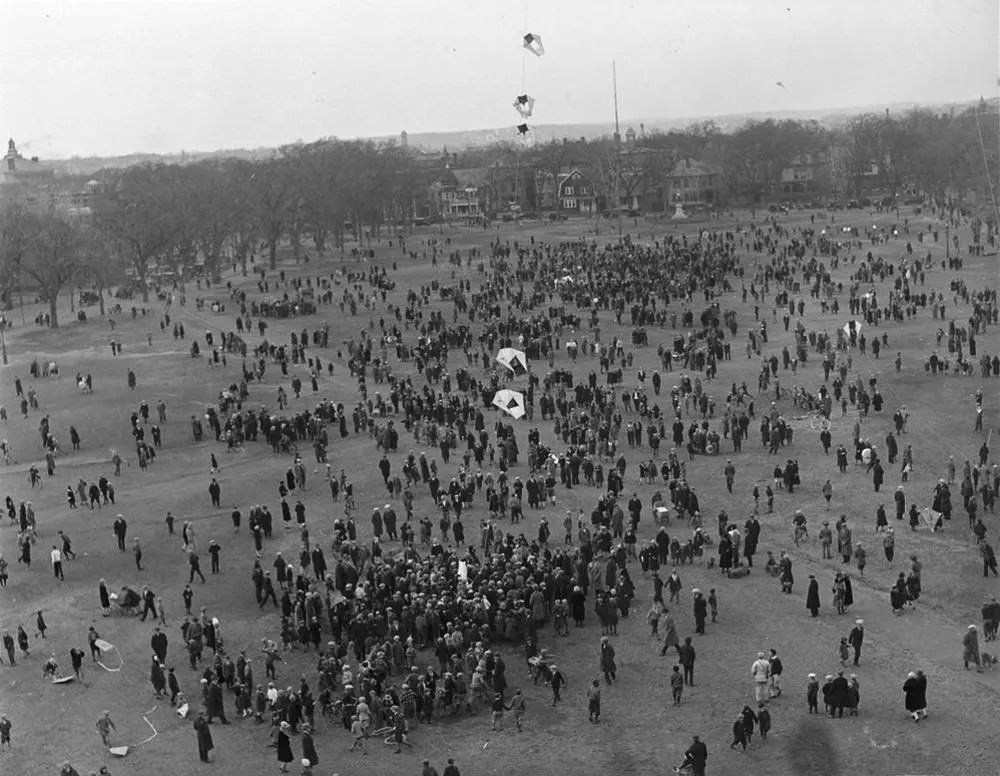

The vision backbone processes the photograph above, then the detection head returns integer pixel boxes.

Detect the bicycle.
[274,439,298,456]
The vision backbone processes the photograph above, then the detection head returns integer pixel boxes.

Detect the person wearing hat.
[599,636,617,685]
[903,671,924,721]
[985,597,1000,641]
[421,760,440,776]
[848,620,865,665]
[193,710,213,763]
[963,625,983,672]
[276,720,294,771]
[819,521,833,559]
[692,589,708,634]
[883,527,895,566]
[676,734,708,775]
[806,673,819,713]
[348,714,366,753]
[587,679,602,724]
[751,651,770,703]
[806,575,820,617]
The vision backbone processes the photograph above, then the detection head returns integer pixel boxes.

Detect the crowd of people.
[1,203,998,775]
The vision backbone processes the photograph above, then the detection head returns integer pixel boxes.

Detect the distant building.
[773,151,831,197]
[0,139,55,199]
[556,168,596,214]
[430,168,486,218]
[665,159,720,206]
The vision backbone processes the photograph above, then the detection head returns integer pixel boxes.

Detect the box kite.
[523,33,544,56]
[513,94,535,119]
[492,389,526,419]
[496,347,528,377]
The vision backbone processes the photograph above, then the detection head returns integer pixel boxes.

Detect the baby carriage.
[108,587,142,616]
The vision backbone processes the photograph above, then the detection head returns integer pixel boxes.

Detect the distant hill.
[391,98,995,151]
[39,96,996,175]
[42,147,273,177]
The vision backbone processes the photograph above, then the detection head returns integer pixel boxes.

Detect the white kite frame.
[94,639,124,672]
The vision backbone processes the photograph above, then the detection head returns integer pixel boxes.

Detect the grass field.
[1,206,998,776]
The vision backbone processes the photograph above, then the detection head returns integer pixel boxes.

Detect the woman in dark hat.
[806,575,820,617]
[276,720,294,772]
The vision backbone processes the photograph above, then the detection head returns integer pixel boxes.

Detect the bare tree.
[19,211,82,328]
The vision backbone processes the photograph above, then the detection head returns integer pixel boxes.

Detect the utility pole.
[613,61,623,238]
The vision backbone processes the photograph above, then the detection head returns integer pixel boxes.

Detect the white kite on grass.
[492,389,526,420]
[95,639,124,672]
[496,347,528,377]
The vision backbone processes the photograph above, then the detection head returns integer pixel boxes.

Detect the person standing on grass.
[194,710,214,762]
[751,651,770,703]
[659,610,680,655]
[69,647,85,680]
[676,734,708,775]
[209,540,221,574]
[670,665,684,705]
[188,550,206,584]
[0,714,10,751]
[599,636,616,685]
[806,575,820,617]
[133,538,143,571]
[276,720,294,771]
[758,702,771,740]
[767,649,783,697]
[50,545,64,580]
[549,664,567,705]
[421,760,440,776]
[730,713,747,750]
[208,478,221,508]
[963,625,983,672]
[677,636,696,686]
[95,710,116,747]
[693,589,708,634]
[348,715,366,753]
[587,679,601,723]
[507,688,526,731]
[848,620,865,665]
[490,693,505,731]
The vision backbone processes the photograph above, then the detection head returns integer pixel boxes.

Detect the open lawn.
[1,207,998,776]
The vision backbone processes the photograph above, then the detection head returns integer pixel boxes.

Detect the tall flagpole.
[613,61,623,237]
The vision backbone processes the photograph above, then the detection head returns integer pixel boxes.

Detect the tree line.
[0,103,995,326]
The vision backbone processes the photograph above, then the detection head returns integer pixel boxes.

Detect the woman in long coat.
[300,723,318,767]
[902,671,923,720]
[98,579,111,611]
[194,711,214,762]
[276,721,294,772]
[599,637,616,684]
[806,575,821,617]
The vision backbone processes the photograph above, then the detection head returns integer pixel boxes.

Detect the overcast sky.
[1,0,997,158]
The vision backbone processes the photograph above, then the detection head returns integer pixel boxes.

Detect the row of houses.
[407,144,832,220]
